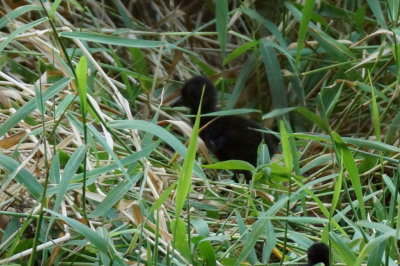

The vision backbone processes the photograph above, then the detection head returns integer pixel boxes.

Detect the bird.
[172,76,278,181]
[307,242,330,265]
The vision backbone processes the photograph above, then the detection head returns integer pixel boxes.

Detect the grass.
[0,0,399,265]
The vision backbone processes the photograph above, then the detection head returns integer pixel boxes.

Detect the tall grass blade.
[331,132,366,220]
[260,39,287,109]
[295,0,315,70]
[215,0,228,58]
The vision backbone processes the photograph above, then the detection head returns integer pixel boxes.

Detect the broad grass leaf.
[76,56,88,114]
[171,218,191,262]
[202,160,255,171]
[197,240,216,266]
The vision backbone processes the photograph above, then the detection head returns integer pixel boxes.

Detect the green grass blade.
[171,218,191,262]
[109,120,186,155]
[330,151,344,218]
[49,0,62,17]
[149,182,177,214]
[331,132,366,220]
[60,32,166,48]
[0,77,71,137]
[174,88,203,216]
[367,0,387,28]
[76,56,88,114]
[368,74,381,141]
[385,112,400,145]
[197,240,216,266]
[295,0,315,70]
[260,39,287,108]
[45,209,114,257]
[280,120,293,172]
[227,50,257,109]
[223,40,259,65]
[215,0,228,58]
[89,173,142,218]
[0,5,42,28]
[262,107,330,132]
[235,217,267,265]
[0,18,47,52]
[110,120,206,179]
[202,160,255,171]
[53,145,87,212]
[330,232,357,265]
[73,142,158,181]
[242,8,285,46]
[387,0,400,22]
[0,154,43,199]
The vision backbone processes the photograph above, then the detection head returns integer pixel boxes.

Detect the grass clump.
[0,1,399,265]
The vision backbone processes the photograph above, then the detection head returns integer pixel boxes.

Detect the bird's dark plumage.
[307,242,330,266]
[173,76,278,181]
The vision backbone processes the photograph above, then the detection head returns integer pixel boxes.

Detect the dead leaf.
[0,131,26,149]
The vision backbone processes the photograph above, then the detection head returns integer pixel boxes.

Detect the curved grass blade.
[45,209,115,259]
[60,32,166,48]
[0,154,43,199]
[0,18,48,52]
[202,160,255,171]
[109,120,206,180]
[89,173,142,218]
[0,77,71,137]
[0,5,42,28]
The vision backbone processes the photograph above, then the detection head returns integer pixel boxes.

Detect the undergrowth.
[0,0,399,265]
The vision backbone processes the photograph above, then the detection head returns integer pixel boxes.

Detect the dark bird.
[172,76,278,181]
[307,242,330,266]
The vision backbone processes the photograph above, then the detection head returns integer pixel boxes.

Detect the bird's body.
[173,76,277,181]
[200,115,273,166]
[307,242,330,266]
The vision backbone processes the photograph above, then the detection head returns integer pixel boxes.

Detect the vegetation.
[0,0,399,265]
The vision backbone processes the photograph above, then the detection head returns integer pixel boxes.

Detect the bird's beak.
[171,97,183,107]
